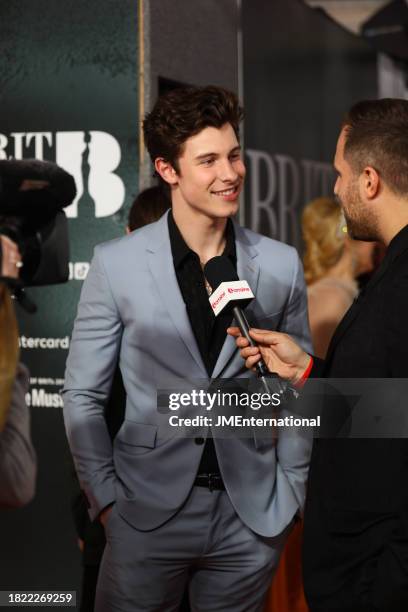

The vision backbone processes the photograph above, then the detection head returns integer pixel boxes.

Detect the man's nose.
[218,159,238,182]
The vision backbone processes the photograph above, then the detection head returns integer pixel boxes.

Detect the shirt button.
[195,437,205,445]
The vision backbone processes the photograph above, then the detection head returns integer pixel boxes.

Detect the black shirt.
[168,211,236,475]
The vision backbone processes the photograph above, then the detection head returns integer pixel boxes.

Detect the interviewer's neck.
[373,191,408,246]
[381,213,408,247]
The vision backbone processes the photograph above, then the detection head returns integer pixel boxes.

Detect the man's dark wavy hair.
[143,85,243,173]
[342,98,408,197]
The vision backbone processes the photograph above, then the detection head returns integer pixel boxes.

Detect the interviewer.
[229,98,408,612]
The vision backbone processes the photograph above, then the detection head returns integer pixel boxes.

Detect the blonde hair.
[302,197,345,285]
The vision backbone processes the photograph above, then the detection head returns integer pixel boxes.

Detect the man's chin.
[347,225,375,242]
[212,202,239,218]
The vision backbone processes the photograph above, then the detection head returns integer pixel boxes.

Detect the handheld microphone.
[204,255,285,395]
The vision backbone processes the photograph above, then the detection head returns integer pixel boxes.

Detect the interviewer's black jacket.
[303,224,408,612]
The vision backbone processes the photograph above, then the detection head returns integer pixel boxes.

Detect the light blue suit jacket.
[63,212,312,536]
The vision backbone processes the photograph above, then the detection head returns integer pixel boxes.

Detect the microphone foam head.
[204,255,238,291]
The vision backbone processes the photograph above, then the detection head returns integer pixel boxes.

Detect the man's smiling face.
[172,122,245,220]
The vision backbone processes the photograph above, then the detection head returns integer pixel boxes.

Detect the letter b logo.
[56,131,125,218]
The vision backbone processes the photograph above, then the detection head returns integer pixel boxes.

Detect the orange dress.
[264,520,308,612]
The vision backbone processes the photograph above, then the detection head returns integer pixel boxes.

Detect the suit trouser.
[95,486,290,612]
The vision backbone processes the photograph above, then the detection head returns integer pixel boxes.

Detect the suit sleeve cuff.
[86,481,117,522]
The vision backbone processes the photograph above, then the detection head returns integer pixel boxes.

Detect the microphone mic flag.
[204,256,285,394]
[205,256,254,315]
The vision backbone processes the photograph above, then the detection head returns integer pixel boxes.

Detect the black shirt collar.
[168,210,236,269]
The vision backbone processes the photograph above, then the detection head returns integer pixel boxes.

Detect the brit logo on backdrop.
[0,130,125,281]
[0,130,125,218]
[245,149,336,251]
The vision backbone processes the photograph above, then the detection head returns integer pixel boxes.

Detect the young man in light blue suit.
[63,85,312,611]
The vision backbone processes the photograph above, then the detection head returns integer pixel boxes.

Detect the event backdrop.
[242,0,378,251]
[0,0,139,590]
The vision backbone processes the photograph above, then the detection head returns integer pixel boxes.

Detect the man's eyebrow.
[195,152,217,160]
[194,145,242,161]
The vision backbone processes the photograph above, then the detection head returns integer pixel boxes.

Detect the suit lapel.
[146,214,207,376]
[212,223,259,378]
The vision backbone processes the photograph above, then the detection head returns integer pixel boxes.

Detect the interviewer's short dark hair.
[342,98,408,196]
[143,85,243,172]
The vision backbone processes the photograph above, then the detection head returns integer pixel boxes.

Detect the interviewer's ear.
[362,166,380,199]
[154,158,178,185]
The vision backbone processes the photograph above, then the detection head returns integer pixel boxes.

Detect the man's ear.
[154,158,178,185]
[362,166,380,199]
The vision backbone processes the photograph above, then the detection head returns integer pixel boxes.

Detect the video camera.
[0,159,76,309]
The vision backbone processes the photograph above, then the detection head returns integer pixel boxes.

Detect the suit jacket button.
[195,437,205,445]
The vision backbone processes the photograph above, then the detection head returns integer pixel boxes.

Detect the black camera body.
[0,159,76,287]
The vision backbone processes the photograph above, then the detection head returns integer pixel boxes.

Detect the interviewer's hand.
[0,235,22,279]
[227,327,311,384]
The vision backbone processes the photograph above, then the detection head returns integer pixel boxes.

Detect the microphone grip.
[232,306,276,379]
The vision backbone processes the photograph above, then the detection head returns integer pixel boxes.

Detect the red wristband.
[296,355,313,388]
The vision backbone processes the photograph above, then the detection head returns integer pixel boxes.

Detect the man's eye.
[200,158,214,166]
[229,153,241,161]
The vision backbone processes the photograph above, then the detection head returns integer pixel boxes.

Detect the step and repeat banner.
[0,0,139,590]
